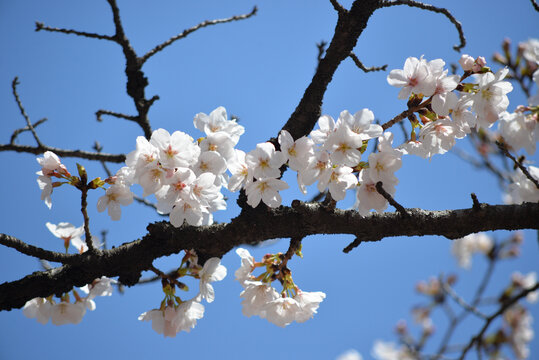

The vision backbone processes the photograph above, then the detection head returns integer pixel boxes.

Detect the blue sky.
[0,1,537,359]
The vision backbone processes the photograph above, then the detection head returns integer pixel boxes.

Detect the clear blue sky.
[0,1,537,359]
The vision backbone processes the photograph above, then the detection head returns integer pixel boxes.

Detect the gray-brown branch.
[1,201,537,311]
[380,0,465,51]
[0,143,125,163]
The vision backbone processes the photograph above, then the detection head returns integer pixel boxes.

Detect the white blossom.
[245,177,289,208]
[50,301,86,325]
[240,281,280,319]
[451,233,493,269]
[198,257,227,303]
[23,297,52,325]
[505,166,539,204]
[97,183,134,221]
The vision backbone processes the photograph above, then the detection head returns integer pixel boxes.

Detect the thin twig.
[380,0,465,51]
[148,264,187,290]
[279,237,303,270]
[96,109,137,122]
[496,141,539,189]
[470,193,481,211]
[315,41,328,74]
[458,283,539,360]
[530,0,539,12]
[450,146,507,185]
[349,52,387,72]
[35,21,114,41]
[10,118,47,145]
[381,101,426,131]
[78,171,95,252]
[440,279,488,320]
[11,77,44,148]
[376,181,409,217]
[436,257,496,357]
[140,6,258,64]
[0,233,79,264]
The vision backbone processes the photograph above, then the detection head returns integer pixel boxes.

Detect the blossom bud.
[395,319,408,335]
[517,43,526,56]
[492,52,506,64]
[459,54,475,71]
[502,38,511,53]
[472,56,487,73]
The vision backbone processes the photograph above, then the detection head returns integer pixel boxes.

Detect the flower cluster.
[235,248,326,327]
[138,252,227,337]
[122,107,244,226]
[23,276,116,325]
[23,223,114,325]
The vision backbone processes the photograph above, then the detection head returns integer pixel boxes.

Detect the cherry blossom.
[234,248,255,286]
[244,177,289,208]
[505,166,539,204]
[278,129,314,172]
[336,349,363,360]
[245,142,286,180]
[50,301,86,325]
[198,257,227,303]
[470,68,513,128]
[355,169,395,216]
[97,183,134,221]
[23,297,52,325]
[451,232,493,269]
[499,111,537,155]
[227,149,252,192]
[70,235,103,254]
[294,290,326,323]
[240,281,280,319]
[80,277,117,300]
[194,106,244,144]
[263,296,302,327]
[387,56,436,99]
[512,272,538,303]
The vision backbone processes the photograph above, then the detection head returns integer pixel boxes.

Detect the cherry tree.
[0,0,538,359]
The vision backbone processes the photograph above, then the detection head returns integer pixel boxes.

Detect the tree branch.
[0,143,126,163]
[530,0,539,12]
[379,0,466,51]
[0,234,79,264]
[496,141,539,189]
[140,6,258,64]
[11,77,44,148]
[458,282,539,360]
[1,201,537,311]
[95,109,138,122]
[35,21,114,41]
[349,52,387,72]
[279,0,382,144]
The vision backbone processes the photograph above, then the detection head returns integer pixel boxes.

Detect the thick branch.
[0,234,79,264]
[0,143,125,163]
[279,0,382,142]
[1,201,537,311]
